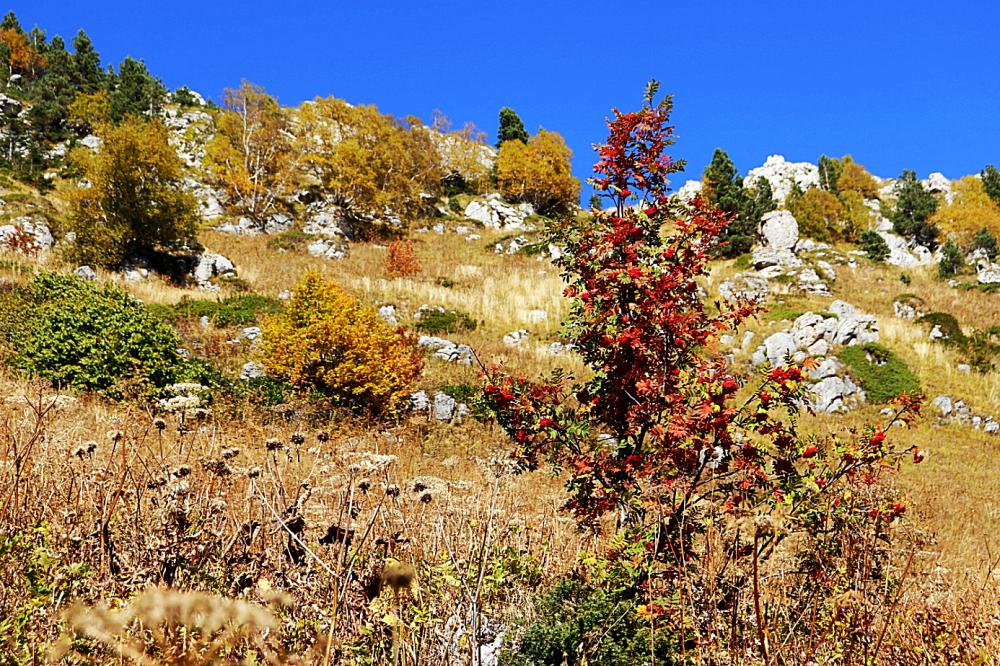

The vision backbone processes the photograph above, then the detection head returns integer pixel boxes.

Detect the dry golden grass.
[2,219,999,661]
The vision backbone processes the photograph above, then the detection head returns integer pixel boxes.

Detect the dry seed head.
[246,467,262,479]
[265,438,284,451]
[381,560,417,595]
[153,417,167,431]
[290,431,306,445]
[106,430,123,443]
[221,447,241,460]
[316,430,330,443]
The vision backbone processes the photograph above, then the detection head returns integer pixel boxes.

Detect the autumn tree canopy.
[296,97,442,237]
[205,81,298,221]
[495,129,580,216]
[68,117,199,267]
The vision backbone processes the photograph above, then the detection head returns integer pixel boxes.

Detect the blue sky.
[12,1,1000,196]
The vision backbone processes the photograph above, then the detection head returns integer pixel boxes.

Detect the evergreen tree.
[981,165,1000,207]
[26,35,76,141]
[497,107,528,147]
[859,229,890,262]
[937,239,963,277]
[72,29,103,91]
[818,154,843,193]
[891,170,940,249]
[0,12,22,33]
[972,227,999,260]
[702,148,771,257]
[109,56,166,121]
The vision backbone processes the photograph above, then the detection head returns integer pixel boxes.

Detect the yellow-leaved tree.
[929,176,1000,242]
[68,117,199,267]
[428,110,492,194]
[259,272,423,416]
[204,81,298,221]
[836,155,880,198]
[495,129,580,216]
[295,98,441,237]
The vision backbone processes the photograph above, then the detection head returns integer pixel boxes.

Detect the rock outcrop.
[744,155,819,204]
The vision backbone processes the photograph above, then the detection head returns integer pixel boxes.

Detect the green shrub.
[6,273,190,397]
[733,252,752,270]
[937,240,964,278]
[415,307,477,335]
[916,312,965,344]
[972,227,999,260]
[267,229,314,252]
[152,293,283,327]
[500,575,680,665]
[839,343,921,403]
[859,230,890,262]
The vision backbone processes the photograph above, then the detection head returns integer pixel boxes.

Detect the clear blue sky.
[12,1,1000,196]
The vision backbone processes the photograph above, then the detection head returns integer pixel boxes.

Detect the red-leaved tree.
[481,82,924,661]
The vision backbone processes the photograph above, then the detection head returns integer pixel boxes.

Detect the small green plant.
[266,229,314,252]
[500,569,679,665]
[900,272,911,286]
[916,312,965,343]
[152,293,284,327]
[859,230,890,262]
[415,308,477,335]
[839,343,921,403]
[733,252,752,270]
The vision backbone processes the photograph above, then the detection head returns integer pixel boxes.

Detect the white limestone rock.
[744,155,819,205]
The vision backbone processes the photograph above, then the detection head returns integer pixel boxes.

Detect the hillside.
[0,11,998,666]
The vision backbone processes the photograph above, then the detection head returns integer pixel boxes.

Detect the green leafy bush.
[6,273,190,397]
[839,343,921,403]
[415,307,477,335]
[151,293,283,327]
[859,230,890,262]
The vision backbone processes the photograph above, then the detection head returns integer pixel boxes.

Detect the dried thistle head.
[316,430,330,443]
[265,438,284,452]
[290,432,305,446]
[153,417,167,431]
[221,447,241,460]
[106,430,123,443]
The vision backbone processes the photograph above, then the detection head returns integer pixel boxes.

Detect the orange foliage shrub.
[260,272,422,416]
[385,240,421,278]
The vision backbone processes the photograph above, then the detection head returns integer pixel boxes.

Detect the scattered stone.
[240,362,265,380]
[502,329,529,347]
[464,194,535,230]
[307,238,348,260]
[417,336,474,365]
[378,305,398,326]
[74,265,97,281]
[719,273,769,302]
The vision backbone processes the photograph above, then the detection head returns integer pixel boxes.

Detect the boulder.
[378,305,398,326]
[502,329,529,347]
[307,238,348,260]
[759,210,799,250]
[752,332,796,367]
[240,362,265,381]
[417,336,474,365]
[74,265,97,281]
[810,375,865,413]
[193,252,236,288]
[977,262,1000,284]
[0,218,54,253]
[719,273,770,302]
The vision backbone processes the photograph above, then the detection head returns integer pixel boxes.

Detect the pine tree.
[702,148,771,257]
[0,12,22,33]
[891,170,940,249]
[937,239,963,277]
[25,35,77,141]
[496,107,528,147]
[981,165,1000,207]
[109,56,166,121]
[72,29,103,91]
[972,227,999,260]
